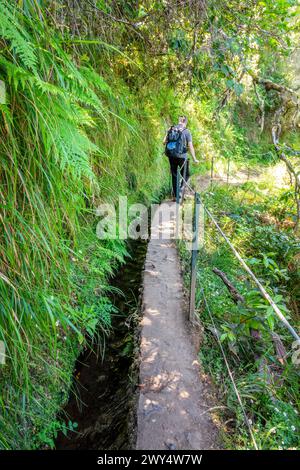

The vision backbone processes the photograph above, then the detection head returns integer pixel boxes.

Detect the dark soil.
[55,241,147,450]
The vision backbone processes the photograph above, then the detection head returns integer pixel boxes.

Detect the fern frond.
[79,66,113,96]
[0,0,37,71]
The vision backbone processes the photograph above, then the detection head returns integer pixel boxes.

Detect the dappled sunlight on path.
[136,202,219,450]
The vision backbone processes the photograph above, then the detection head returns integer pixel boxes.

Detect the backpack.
[164,125,187,158]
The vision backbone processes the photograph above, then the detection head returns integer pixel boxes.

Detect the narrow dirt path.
[195,168,259,192]
[136,201,219,450]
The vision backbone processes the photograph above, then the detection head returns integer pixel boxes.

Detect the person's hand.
[193,158,199,164]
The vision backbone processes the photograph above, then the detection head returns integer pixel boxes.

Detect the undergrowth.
[179,177,300,449]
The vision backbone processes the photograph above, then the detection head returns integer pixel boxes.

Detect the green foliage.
[0,0,172,449]
[1,0,299,451]
[179,178,300,449]
[0,2,37,71]
[35,419,78,449]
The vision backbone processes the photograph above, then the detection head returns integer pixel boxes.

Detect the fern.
[79,66,113,96]
[0,1,37,71]
[36,94,98,181]
[0,56,34,90]
[0,0,167,450]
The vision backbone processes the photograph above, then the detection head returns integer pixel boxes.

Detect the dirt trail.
[195,162,290,192]
[195,168,260,192]
[136,201,219,450]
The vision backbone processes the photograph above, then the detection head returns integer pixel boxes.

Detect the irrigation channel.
[56,240,147,450]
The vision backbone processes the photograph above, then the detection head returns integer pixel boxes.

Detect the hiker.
[164,116,199,199]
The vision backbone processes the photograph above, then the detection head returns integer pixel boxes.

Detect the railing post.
[226,157,230,185]
[210,154,214,185]
[189,192,200,322]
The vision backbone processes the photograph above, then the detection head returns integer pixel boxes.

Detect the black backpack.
[164,125,187,158]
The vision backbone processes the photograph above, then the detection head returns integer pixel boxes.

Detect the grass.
[0,2,176,449]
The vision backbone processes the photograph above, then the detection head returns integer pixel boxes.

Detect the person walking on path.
[164,116,199,199]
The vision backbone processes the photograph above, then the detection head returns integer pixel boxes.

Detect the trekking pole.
[176,166,180,205]
[181,160,187,203]
[175,166,181,238]
[189,192,201,322]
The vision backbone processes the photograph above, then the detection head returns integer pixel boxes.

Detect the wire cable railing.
[201,288,259,450]
[175,167,300,343]
[175,166,300,450]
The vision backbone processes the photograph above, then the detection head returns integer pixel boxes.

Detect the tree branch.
[212,267,245,303]
[252,74,300,230]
